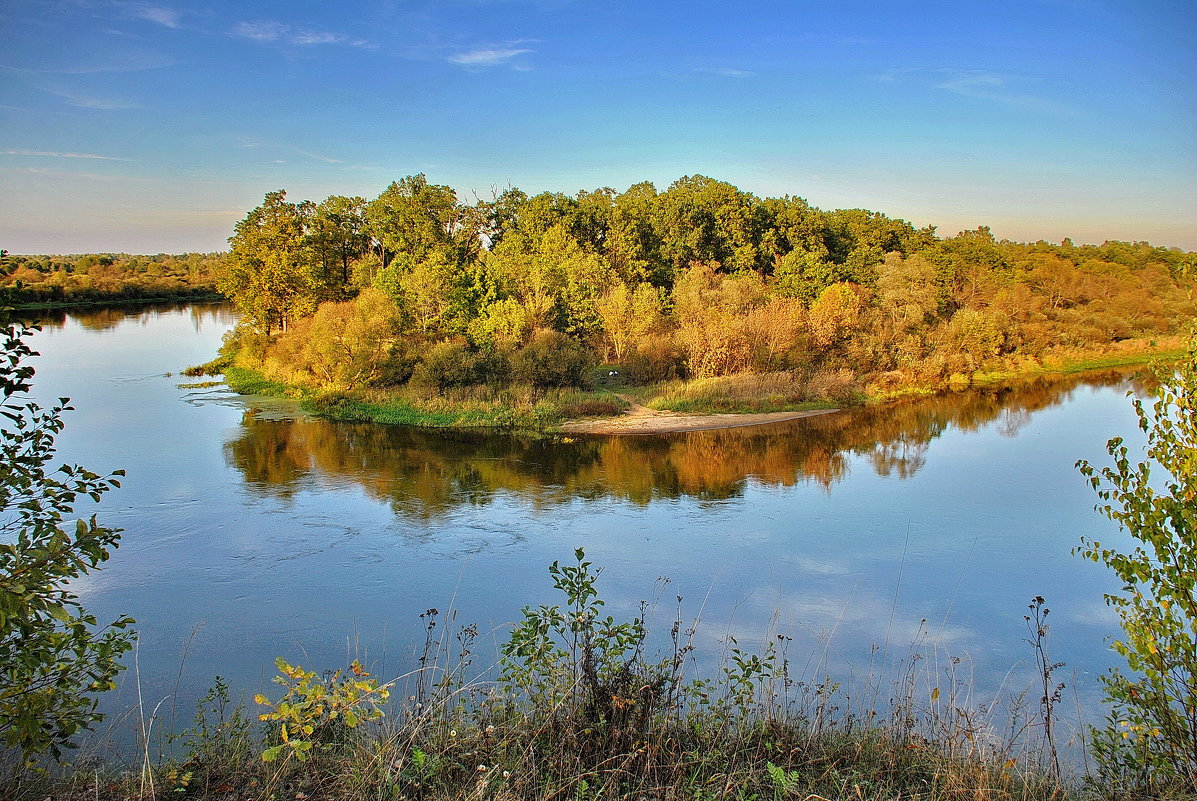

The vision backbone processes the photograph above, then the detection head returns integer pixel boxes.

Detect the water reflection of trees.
[20,301,236,332]
[224,370,1137,518]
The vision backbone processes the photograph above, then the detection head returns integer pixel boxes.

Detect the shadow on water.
[225,369,1140,519]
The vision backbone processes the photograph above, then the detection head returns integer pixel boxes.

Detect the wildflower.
[450,729,457,738]
[485,724,495,735]
[477,764,488,772]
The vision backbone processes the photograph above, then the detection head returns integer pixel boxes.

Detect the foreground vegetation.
[7,544,1196,801]
[1,552,1094,801]
[207,174,1195,426]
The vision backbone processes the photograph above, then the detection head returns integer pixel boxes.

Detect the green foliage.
[765,760,803,800]
[177,676,255,788]
[0,322,133,761]
[216,173,1196,413]
[254,657,389,763]
[510,329,594,389]
[0,252,223,308]
[410,341,508,391]
[309,195,370,289]
[1076,338,1197,794]
[499,548,682,756]
[220,190,348,335]
[772,249,839,303]
[366,174,462,265]
[222,366,291,396]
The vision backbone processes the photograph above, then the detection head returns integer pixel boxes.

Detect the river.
[18,302,1142,756]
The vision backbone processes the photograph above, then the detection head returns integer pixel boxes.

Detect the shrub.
[624,337,682,384]
[1076,337,1197,794]
[510,330,593,389]
[499,548,685,760]
[0,322,133,762]
[254,658,389,763]
[297,288,404,387]
[410,341,508,390]
[554,391,626,419]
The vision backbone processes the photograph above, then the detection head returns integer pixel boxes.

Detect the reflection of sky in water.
[21,304,1144,756]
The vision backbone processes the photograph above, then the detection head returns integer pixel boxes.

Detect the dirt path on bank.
[560,396,840,435]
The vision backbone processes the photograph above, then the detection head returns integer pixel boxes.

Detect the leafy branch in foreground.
[1076,336,1197,794]
[254,657,389,763]
[0,322,133,762]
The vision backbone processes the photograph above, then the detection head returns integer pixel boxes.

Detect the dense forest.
[212,174,1195,415]
[0,251,223,306]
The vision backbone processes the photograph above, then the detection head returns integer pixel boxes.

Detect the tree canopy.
[214,175,1197,396]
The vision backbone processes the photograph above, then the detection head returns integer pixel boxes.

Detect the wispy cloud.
[872,67,920,83]
[937,70,1008,97]
[231,20,372,48]
[448,46,531,68]
[231,21,287,42]
[46,87,138,110]
[283,146,342,164]
[3,149,131,161]
[694,67,755,78]
[934,69,1059,110]
[132,5,181,29]
[873,67,1059,111]
[2,166,122,181]
[292,31,348,45]
[0,54,176,76]
[241,141,343,164]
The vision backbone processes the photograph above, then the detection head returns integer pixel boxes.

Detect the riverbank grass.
[205,336,1187,431]
[970,342,1190,385]
[214,365,629,430]
[641,369,859,413]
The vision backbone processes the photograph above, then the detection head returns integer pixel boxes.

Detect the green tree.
[875,252,942,331]
[607,181,665,285]
[655,175,770,275]
[309,195,369,291]
[772,249,839,304]
[220,190,320,334]
[596,282,664,362]
[1077,339,1197,794]
[469,297,532,349]
[0,323,133,761]
[365,175,461,266]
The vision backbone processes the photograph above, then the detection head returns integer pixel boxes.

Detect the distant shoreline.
[6,292,224,313]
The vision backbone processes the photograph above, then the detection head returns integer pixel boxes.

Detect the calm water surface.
[21,304,1143,750]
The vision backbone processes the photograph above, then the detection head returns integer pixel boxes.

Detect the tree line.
[217,174,1196,395]
[0,251,223,307]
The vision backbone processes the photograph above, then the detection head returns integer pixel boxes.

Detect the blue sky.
[2,0,1194,254]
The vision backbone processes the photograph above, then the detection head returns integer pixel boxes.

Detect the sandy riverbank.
[559,397,839,435]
